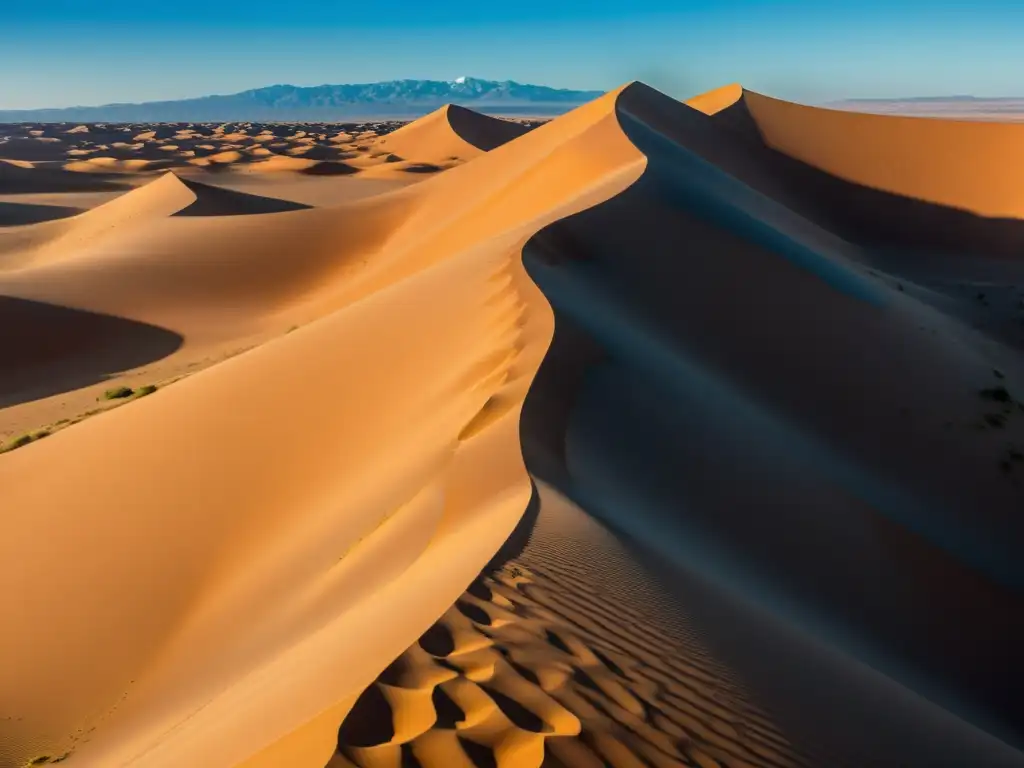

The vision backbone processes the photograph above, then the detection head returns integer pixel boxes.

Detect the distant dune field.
[2,82,1024,768]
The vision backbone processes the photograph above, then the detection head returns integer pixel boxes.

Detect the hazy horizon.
[7,77,1024,117]
[4,1,1024,110]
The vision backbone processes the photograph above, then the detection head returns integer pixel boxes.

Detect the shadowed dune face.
[0,119,514,181]
[0,296,183,409]
[743,91,1024,220]
[698,91,1024,259]
[445,103,532,151]
[174,177,312,216]
[0,90,646,768]
[0,201,82,225]
[5,83,1024,768]
[1,159,127,194]
[334,481,813,768]
[371,104,532,167]
[515,82,1024,764]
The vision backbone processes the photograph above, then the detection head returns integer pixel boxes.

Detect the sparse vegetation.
[2,381,164,456]
[1,434,36,454]
[23,753,70,767]
[984,413,1007,429]
[980,386,1012,403]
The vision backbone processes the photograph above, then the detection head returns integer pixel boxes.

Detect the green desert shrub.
[103,386,134,400]
[0,430,52,454]
[134,384,158,397]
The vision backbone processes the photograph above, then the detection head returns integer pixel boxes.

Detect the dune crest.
[685,82,743,115]
[5,80,1024,768]
[743,89,1024,217]
[334,80,1024,768]
[1,172,196,270]
[0,88,646,768]
[371,104,530,166]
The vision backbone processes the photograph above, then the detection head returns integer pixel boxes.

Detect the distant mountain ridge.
[0,78,605,123]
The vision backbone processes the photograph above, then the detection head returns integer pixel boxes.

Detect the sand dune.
[2,117,536,183]
[335,480,812,768]
[684,82,743,115]
[743,90,1024,217]
[372,104,530,167]
[0,88,645,768]
[3,81,1024,768]
[513,81,1024,765]
[1,159,126,194]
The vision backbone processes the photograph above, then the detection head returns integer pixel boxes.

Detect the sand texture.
[3,83,1024,768]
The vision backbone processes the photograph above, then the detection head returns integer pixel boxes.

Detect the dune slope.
[372,104,530,167]
[334,480,814,768]
[0,92,644,768]
[5,83,1024,768]
[516,82,1024,764]
[332,83,1024,768]
[683,86,1024,259]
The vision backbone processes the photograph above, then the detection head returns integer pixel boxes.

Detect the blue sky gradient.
[3,1,1023,109]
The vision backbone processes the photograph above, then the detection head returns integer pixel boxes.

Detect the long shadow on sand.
[0,166,129,194]
[0,201,83,226]
[479,478,541,577]
[707,94,1024,260]
[517,86,1024,766]
[174,178,311,216]
[0,296,183,408]
[700,96,1024,353]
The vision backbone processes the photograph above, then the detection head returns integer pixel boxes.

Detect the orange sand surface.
[3,84,1024,768]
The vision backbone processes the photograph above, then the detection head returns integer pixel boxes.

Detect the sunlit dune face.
[3,82,1024,768]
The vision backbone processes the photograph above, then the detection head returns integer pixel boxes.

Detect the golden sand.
[3,84,1024,768]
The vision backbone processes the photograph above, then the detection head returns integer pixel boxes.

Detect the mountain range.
[0,78,605,123]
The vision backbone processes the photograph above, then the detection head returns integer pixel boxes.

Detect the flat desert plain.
[3,85,1024,768]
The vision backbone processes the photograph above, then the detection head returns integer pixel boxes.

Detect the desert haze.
[2,81,1024,768]
[0,78,603,123]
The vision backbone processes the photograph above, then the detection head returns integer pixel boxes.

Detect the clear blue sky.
[3,1,1023,109]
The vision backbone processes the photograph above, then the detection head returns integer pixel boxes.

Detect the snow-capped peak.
[453,76,467,84]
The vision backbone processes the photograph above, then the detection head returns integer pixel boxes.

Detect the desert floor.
[3,87,1024,768]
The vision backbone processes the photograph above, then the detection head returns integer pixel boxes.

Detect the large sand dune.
[3,82,1024,768]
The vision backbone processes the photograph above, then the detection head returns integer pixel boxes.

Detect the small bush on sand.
[103,386,134,400]
[2,434,35,453]
[984,413,1007,429]
[980,386,1012,403]
[24,755,67,767]
[0,430,54,454]
[134,384,158,397]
